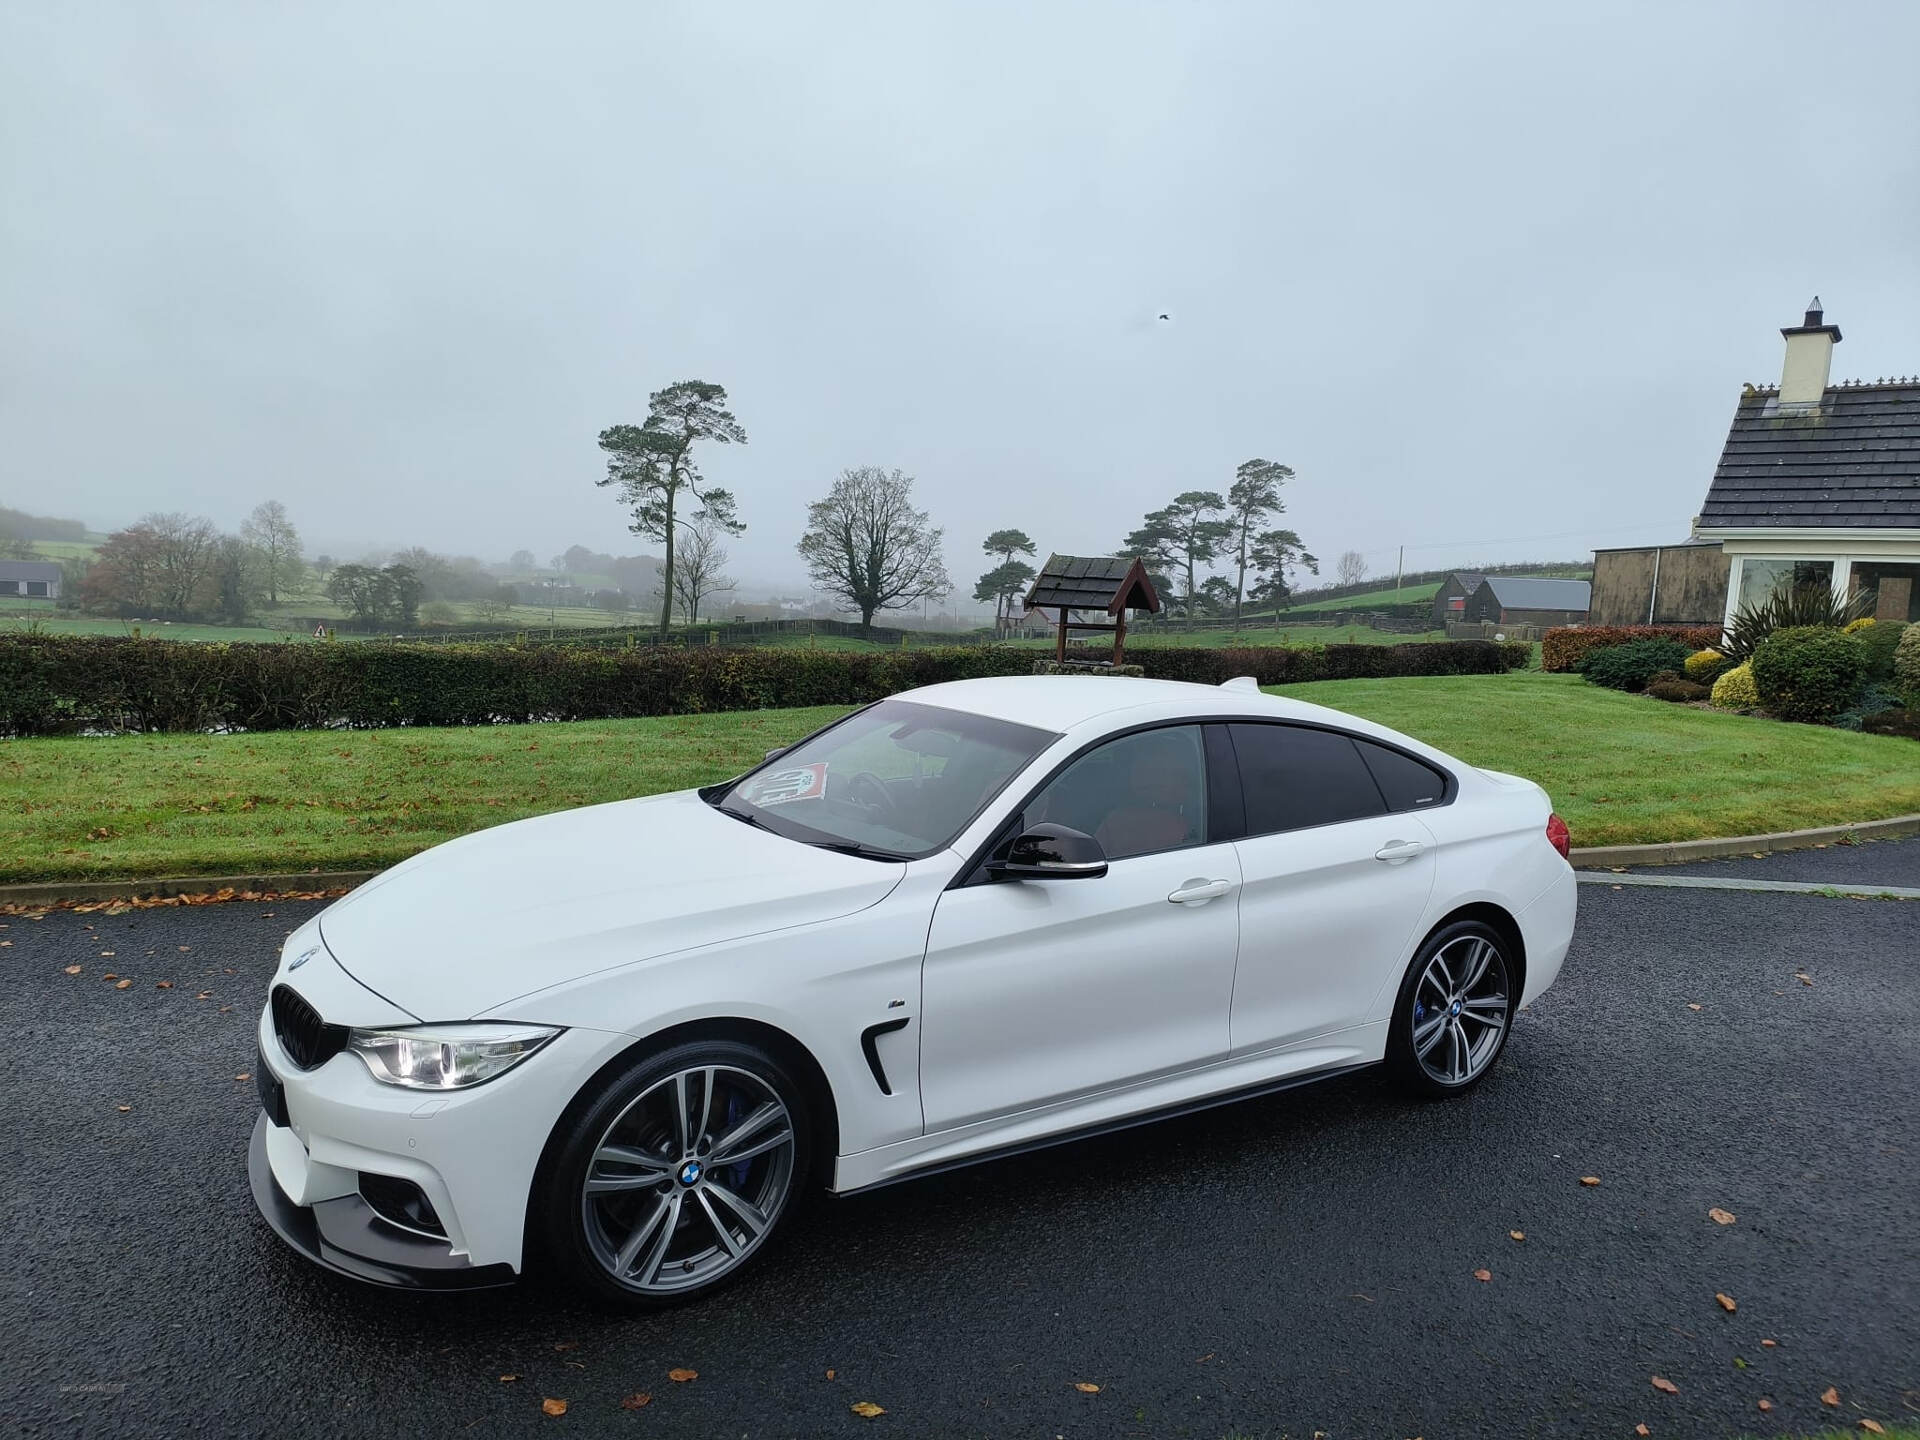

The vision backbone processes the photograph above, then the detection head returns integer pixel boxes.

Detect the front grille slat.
[270,984,349,1070]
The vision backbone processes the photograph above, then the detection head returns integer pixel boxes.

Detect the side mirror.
[992,823,1108,880]
[763,746,789,763]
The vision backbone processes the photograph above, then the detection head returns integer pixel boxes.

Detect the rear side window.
[1229,724,1386,836]
[1355,739,1449,811]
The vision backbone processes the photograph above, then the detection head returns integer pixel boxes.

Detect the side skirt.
[832,1059,1378,1198]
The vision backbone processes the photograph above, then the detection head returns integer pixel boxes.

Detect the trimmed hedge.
[1542,625,1720,673]
[1710,661,1758,710]
[1576,638,1691,692]
[0,634,1530,736]
[1892,623,1920,706]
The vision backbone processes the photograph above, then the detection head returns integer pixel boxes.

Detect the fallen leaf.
[1473,1269,1492,1282]
[1708,1208,1736,1225]
[825,1369,836,1381]
[114,979,132,990]
[1580,1176,1601,1187]
[1823,1387,1841,1407]
[499,1374,520,1382]
[116,1105,132,1113]
[667,1368,697,1383]
[64,965,81,975]
[1709,1290,1737,1312]
[1758,1399,1773,1412]
[235,1072,251,1082]
[100,951,114,957]
[155,980,172,989]
[1509,1230,1526,1242]
[1651,1376,1678,1394]
[103,973,118,981]
[1636,1426,1651,1436]
[552,1341,577,1352]
[196,991,212,999]
[1073,1382,1101,1393]
[620,1393,651,1410]
[850,1402,885,1419]
[1861,1421,1886,1435]
[1795,971,1814,986]
[540,1397,567,1417]
[1686,1003,1702,1011]
[1761,1339,1777,1348]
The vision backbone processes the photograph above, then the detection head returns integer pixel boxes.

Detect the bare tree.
[1335,549,1368,588]
[797,466,951,633]
[671,518,735,625]
[239,500,304,605]
[143,512,221,617]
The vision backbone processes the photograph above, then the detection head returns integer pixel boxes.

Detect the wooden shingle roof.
[1023,554,1162,615]
[1699,381,1920,529]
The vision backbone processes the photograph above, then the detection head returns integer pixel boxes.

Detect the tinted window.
[1027,725,1208,861]
[1356,739,1448,811]
[1229,724,1386,835]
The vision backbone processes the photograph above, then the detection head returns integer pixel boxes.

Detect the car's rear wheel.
[536,1038,810,1308]
[1385,920,1515,1096]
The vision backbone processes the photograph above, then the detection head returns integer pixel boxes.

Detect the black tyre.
[1385,920,1516,1097]
[535,1038,811,1309]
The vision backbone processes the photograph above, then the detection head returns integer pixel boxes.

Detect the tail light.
[1545,812,1571,861]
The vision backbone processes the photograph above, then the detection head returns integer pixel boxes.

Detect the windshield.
[715,700,1057,859]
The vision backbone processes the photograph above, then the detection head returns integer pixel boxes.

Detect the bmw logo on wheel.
[678,1160,702,1186]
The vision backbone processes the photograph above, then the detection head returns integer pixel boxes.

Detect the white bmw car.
[251,674,1576,1306]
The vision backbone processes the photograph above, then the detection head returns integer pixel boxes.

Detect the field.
[1283,580,1443,613]
[4,671,1916,884]
[1017,623,1448,648]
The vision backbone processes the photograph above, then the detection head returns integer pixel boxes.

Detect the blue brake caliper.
[725,1090,750,1189]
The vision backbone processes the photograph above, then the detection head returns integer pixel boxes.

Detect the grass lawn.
[0,609,336,644]
[1009,624,1449,648]
[3,672,1915,883]
[1270,671,1920,847]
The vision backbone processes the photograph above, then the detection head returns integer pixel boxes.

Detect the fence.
[374,616,993,649]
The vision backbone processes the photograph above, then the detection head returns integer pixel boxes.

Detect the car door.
[1225,722,1442,1055]
[918,724,1241,1133]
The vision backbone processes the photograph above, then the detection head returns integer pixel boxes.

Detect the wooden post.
[1055,608,1067,662]
[1112,607,1127,665]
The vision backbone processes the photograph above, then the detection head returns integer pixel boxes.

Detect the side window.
[1026,725,1208,861]
[1355,739,1448,812]
[1229,724,1387,836]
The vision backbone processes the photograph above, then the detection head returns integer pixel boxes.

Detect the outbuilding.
[0,559,62,600]
[1462,576,1590,627]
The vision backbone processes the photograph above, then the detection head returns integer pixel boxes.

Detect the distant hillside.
[1287,558,1590,609]
[0,504,90,543]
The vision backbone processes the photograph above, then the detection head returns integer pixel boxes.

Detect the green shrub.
[0,634,1529,737]
[1576,637,1691,692]
[1683,648,1730,684]
[1646,677,1710,703]
[1710,662,1758,710]
[1750,625,1865,723]
[1832,683,1905,731]
[1855,618,1903,680]
[1886,622,1919,699]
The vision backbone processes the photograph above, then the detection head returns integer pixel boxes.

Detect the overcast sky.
[4,1,1918,597]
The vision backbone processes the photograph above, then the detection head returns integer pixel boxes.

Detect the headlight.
[346,1023,561,1090]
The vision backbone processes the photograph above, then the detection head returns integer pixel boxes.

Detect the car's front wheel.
[535,1038,810,1308]
[1385,920,1516,1096]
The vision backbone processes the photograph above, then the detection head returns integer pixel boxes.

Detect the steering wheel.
[843,771,899,822]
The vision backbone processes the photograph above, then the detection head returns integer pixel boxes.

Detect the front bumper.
[248,1111,515,1290]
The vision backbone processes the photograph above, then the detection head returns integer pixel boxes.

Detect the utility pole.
[1395,546,1404,594]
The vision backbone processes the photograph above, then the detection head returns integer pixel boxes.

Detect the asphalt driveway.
[2,878,1914,1438]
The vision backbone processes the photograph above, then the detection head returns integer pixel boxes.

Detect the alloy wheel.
[579,1064,797,1295]
[1409,934,1510,1086]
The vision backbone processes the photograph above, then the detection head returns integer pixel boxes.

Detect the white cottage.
[1695,300,1920,627]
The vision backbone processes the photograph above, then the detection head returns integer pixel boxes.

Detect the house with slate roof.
[1694,300,1920,627]
[1461,575,1590,627]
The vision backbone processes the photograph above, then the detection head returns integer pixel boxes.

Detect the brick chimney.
[1778,296,1842,407]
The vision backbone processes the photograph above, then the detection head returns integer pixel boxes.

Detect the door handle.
[1374,839,1425,863]
[1168,878,1233,905]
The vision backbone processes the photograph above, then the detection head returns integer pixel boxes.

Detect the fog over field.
[3,1,1917,592]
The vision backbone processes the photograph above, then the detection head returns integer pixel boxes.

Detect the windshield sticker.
[747,762,828,807]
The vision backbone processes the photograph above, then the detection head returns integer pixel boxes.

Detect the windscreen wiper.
[805,839,908,863]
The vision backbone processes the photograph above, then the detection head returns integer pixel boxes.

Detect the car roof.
[901,674,1334,734]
